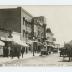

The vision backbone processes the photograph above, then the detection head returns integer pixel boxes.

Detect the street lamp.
[33,37,35,56]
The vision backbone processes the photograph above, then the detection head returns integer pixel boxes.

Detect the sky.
[0,5,72,45]
[23,5,72,45]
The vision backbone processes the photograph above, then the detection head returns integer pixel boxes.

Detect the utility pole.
[33,37,35,56]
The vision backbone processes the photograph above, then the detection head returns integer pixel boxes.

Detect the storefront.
[0,36,29,57]
[0,41,5,56]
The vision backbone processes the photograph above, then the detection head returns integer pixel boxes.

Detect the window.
[28,22,30,27]
[25,32,27,38]
[23,30,25,37]
[25,20,27,26]
[23,17,25,25]
[28,33,31,39]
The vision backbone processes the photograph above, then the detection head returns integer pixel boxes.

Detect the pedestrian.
[21,47,25,58]
[38,42,41,53]
[29,44,31,51]
[5,47,9,57]
[16,46,21,59]
[3,46,5,57]
[26,47,28,54]
[10,47,14,59]
[8,46,11,56]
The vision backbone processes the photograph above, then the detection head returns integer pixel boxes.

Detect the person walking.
[5,46,9,57]
[10,47,14,59]
[21,47,25,58]
[16,46,21,59]
[3,46,5,57]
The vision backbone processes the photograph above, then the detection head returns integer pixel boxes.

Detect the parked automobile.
[53,48,58,53]
[40,45,48,56]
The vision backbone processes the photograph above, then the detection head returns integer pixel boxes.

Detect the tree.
[64,43,72,49]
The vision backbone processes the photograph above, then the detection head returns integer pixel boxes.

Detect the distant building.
[46,32,54,44]
[55,44,60,48]
[31,16,46,42]
[46,28,56,46]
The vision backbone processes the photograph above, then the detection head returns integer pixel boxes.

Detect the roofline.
[20,7,33,18]
[0,7,33,18]
[0,7,17,10]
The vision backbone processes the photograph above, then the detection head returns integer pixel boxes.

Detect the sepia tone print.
[0,5,72,66]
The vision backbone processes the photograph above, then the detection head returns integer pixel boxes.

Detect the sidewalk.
[0,52,40,65]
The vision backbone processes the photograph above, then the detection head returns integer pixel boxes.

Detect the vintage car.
[40,46,48,56]
[53,48,58,53]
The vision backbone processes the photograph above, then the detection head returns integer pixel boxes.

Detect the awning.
[1,37,13,41]
[38,42,42,46]
[5,38,13,41]
[47,45,54,47]
[45,40,53,43]
[13,40,29,47]
[31,40,38,43]
[1,37,29,47]
[0,41,5,46]
[21,42,29,47]
[27,40,33,44]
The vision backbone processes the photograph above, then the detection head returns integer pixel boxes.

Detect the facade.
[46,32,54,45]
[0,7,47,55]
[31,16,46,42]
[0,7,47,44]
[46,32,54,43]
[0,7,21,33]
[20,7,33,42]
[0,7,33,43]
[0,30,9,39]
[55,44,60,48]
[46,28,56,47]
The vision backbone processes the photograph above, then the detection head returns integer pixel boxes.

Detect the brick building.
[0,7,33,43]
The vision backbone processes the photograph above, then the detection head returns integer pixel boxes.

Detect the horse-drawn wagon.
[59,43,72,62]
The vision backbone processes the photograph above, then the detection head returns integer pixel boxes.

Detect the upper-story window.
[25,20,27,26]
[23,30,25,37]
[23,17,25,25]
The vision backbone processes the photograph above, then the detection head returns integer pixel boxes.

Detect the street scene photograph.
[0,5,72,66]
